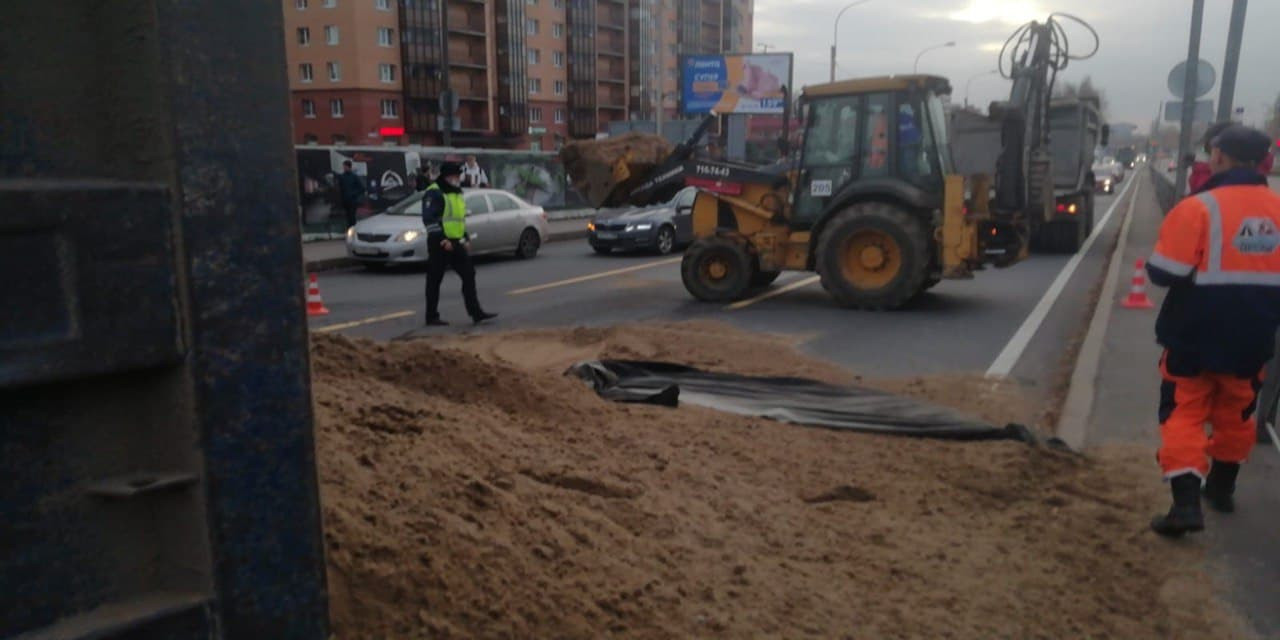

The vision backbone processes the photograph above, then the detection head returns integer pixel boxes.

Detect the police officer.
[1147,125,1280,537]
[422,162,497,326]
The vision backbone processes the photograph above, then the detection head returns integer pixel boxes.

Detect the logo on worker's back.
[1233,217,1280,254]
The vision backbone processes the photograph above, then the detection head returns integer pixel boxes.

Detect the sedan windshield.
[388,192,426,215]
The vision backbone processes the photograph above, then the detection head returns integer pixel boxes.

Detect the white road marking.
[725,275,821,310]
[985,175,1140,378]
[314,310,415,333]
[506,257,682,295]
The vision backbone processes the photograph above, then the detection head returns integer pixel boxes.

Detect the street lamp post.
[913,41,956,74]
[830,0,876,83]
[963,69,999,108]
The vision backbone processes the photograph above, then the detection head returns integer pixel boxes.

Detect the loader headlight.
[395,230,421,243]
[626,223,653,232]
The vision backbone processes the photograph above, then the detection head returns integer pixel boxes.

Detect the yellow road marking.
[314,310,415,333]
[725,275,820,311]
[507,257,682,295]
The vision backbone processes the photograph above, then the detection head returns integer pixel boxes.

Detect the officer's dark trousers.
[425,241,482,320]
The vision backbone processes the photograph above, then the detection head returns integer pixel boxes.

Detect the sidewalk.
[1076,169,1280,637]
[303,215,594,272]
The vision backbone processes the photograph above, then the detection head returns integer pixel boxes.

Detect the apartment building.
[283,0,751,148]
[284,0,404,145]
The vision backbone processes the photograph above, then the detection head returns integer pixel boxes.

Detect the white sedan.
[346,188,550,265]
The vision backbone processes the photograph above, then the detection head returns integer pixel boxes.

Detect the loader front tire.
[682,236,753,302]
[816,202,929,310]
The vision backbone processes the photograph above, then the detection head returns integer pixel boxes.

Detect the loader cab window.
[795,95,862,225]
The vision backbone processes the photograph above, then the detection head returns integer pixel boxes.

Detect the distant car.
[346,188,549,266]
[1137,153,1148,164]
[588,186,697,255]
[1092,158,1121,193]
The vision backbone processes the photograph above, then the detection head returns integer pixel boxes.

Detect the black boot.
[1151,474,1204,538]
[424,316,449,326]
[1202,460,1240,513]
[471,311,498,325]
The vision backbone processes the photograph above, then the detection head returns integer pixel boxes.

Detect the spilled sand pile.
[314,322,1248,639]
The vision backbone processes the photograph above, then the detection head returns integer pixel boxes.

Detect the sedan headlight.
[346,226,356,242]
[587,221,596,231]
[395,230,422,243]
[626,223,653,232]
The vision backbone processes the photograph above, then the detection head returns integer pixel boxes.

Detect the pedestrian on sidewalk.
[1146,124,1280,537]
[337,160,366,230]
[422,161,497,327]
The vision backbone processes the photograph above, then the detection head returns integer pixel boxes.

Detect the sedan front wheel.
[654,225,676,255]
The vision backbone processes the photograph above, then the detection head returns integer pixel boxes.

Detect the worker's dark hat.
[438,161,463,178]
[1210,125,1272,165]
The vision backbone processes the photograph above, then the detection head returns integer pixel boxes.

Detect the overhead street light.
[913,41,956,74]
[830,0,877,83]
[964,69,999,108]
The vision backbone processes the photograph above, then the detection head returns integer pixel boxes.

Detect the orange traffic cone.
[306,273,330,316]
[1121,259,1155,309]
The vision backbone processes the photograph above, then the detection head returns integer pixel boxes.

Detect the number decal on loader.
[810,180,833,197]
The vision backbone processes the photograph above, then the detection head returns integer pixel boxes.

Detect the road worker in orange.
[1146,124,1280,537]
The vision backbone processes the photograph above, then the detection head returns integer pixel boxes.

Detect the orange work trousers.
[1158,352,1263,479]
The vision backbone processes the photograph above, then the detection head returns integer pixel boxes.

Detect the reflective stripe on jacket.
[1148,168,1280,375]
[426,183,467,240]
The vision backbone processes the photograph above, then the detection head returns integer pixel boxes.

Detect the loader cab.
[791,75,954,229]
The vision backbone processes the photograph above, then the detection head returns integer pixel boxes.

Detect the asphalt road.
[310,185,1128,415]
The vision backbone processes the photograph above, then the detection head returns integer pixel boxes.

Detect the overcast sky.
[754,0,1280,128]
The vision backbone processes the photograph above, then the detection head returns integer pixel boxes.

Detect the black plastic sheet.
[569,360,1033,442]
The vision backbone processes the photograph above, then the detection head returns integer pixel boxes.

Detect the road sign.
[1167,59,1216,98]
[1164,100,1214,123]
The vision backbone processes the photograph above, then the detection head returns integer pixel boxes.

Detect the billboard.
[681,53,792,115]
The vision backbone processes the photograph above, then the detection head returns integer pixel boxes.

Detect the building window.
[526,19,538,35]
[302,99,316,118]
[553,0,563,7]
[530,107,543,122]
[327,61,341,81]
[297,27,310,45]
[379,63,396,83]
[530,140,542,151]
[552,50,564,68]
[529,78,541,94]
[299,63,313,83]
[296,0,308,9]
[554,108,565,123]
[528,49,540,65]
[526,0,537,4]
[323,0,335,7]
[324,25,339,45]
[553,23,563,38]
[330,98,344,118]
[332,134,347,145]
[303,133,319,144]
[554,80,564,95]
[380,99,399,118]
[378,27,394,47]
[376,0,390,9]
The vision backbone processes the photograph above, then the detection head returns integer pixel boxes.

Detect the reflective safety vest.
[427,183,467,240]
[1148,177,1280,374]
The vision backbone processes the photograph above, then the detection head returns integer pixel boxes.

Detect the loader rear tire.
[681,236,753,302]
[816,202,929,310]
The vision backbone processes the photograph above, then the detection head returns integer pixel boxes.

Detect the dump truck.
[2,2,329,638]
[952,97,1107,253]
[561,15,1098,309]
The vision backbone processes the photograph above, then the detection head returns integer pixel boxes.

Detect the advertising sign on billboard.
[681,53,792,115]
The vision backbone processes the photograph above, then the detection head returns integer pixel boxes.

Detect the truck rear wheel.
[681,236,753,302]
[1038,217,1086,254]
[816,202,929,310]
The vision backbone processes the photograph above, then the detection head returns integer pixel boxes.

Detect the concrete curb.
[1055,172,1145,450]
